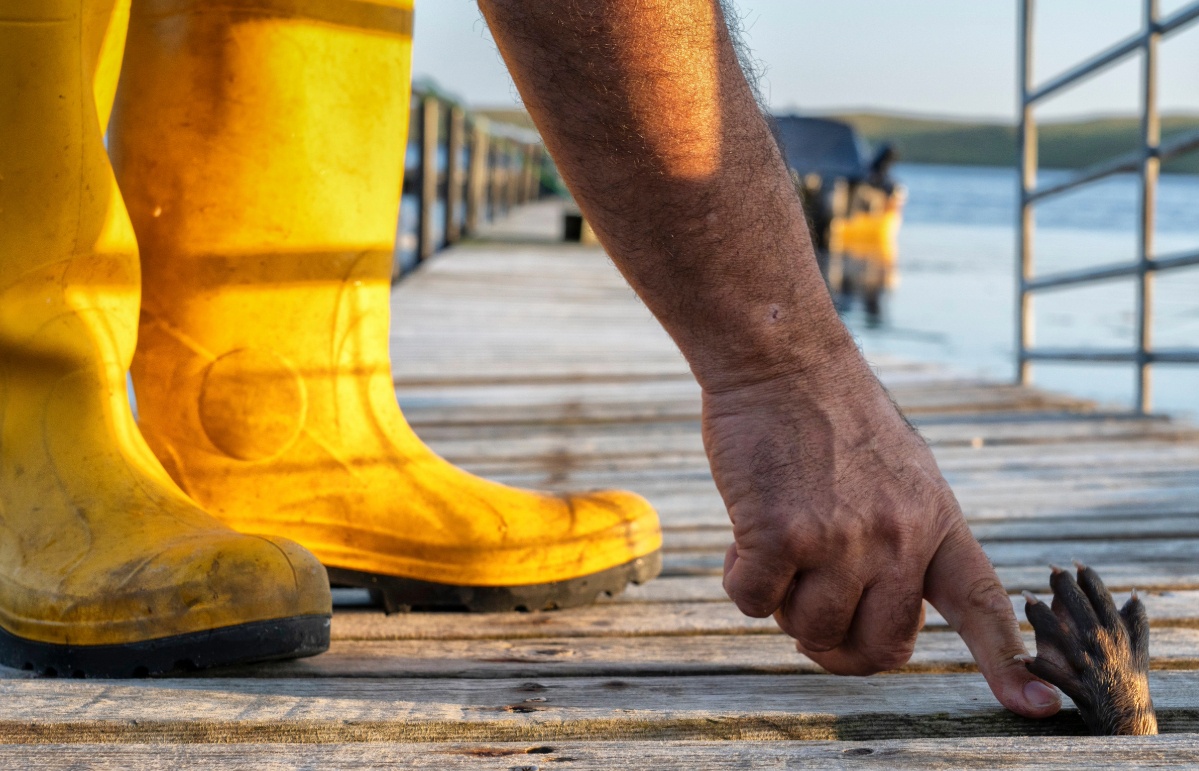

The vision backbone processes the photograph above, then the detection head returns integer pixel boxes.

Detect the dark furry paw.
[1020,563,1157,735]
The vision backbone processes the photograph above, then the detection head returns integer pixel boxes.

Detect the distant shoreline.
[833,112,1199,174]
[475,107,1199,175]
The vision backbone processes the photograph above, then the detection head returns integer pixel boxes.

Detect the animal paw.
[1019,563,1157,735]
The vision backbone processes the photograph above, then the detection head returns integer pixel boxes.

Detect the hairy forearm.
[478,0,857,392]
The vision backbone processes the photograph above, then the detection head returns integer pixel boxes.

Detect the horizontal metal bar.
[1027,34,1143,104]
[1023,348,1199,364]
[1025,261,1139,290]
[1160,1,1199,36]
[1024,247,1199,291]
[1159,127,1199,162]
[1026,151,1136,202]
[1024,349,1138,363]
[1025,152,1140,202]
[1025,128,1199,204]
[1027,1,1199,104]
[1155,350,1199,364]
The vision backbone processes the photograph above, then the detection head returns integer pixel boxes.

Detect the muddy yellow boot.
[0,0,330,675]
[110,0,662,613]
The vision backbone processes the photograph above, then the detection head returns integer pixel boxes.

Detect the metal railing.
[395,88,546,279]
[1017,0,1199,413]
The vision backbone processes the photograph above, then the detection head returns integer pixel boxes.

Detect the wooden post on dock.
[465,118,488,235]
[506,141,520,211]
[489,137,504,219]
[445,105,465,244]
[417,96,440,264]
[517,144,530,205]
[515,144,527,205]
[524,144,541,202]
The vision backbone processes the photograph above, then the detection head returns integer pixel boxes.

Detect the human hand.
[701,352,1061,718]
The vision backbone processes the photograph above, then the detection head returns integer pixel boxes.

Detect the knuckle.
[784,601,851,650]
[734,596,777,618]
[826,661,881,677]
[858,626,919,672]
[870,646,914,672]
[725,576,786,619]
[965,576,1015,619]
[929,482,962,515]
[723,578,777,618]
[795,627,843,652]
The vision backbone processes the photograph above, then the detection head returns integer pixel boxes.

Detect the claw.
[1013,653,1036,664]
[1022,590,1040,605]
[1050,563,1065,574]
[1131,588,1139,600]
[1073,559,1088,571]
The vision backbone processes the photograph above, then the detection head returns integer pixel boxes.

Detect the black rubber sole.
[0,614,330,678]
[327,550,663,613]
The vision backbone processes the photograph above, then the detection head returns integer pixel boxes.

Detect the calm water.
[844,163,1199,417]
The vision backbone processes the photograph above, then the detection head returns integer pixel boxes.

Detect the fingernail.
[1023,680,1060,708]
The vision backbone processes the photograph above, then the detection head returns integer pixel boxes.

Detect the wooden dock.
[9,201,1199,767]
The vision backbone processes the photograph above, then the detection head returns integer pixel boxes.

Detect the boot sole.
[327,550,663,613]
[0,614,330,678]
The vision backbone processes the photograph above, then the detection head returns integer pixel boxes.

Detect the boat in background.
[773,115,905,325]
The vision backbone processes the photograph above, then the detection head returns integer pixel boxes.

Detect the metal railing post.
[1135,0,1161,413]
[1012,0,1199,410]
[1017,0,1036,386]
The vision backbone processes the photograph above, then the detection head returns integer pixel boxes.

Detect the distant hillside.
[473,106,1199,174]
[833,112,1199,174]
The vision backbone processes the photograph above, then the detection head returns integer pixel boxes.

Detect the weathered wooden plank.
[5,672,1199,742]
[412,414,1199,455]
[430,447,1199,486]
[616,565,1199,603]
[397,393,1094,428]
[526,472,1199,507]
[417,427,1199,471]
[329,589,1199,641]
[656,515,1199,554]
[394,378,1091,415]
[662,536,1199,575]
[8,736,1199,770]
[482,483,1199,524]
[103,626,1192,681]
[569,467,1199,512]
[471,454,1199,491]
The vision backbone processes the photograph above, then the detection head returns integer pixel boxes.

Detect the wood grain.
[6,737,1199,770]
[5,672,1199,743]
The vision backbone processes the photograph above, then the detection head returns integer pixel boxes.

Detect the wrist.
[691,303,866,398]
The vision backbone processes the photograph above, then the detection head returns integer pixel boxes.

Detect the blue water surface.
[846,163,1199,417]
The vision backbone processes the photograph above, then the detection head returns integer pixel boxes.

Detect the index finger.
[924,518,1061,719]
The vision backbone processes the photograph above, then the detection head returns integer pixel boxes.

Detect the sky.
[412,0,1199,122]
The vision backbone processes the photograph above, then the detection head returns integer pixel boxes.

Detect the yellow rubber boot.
[110,0,662,613]
[0,0,330,676]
